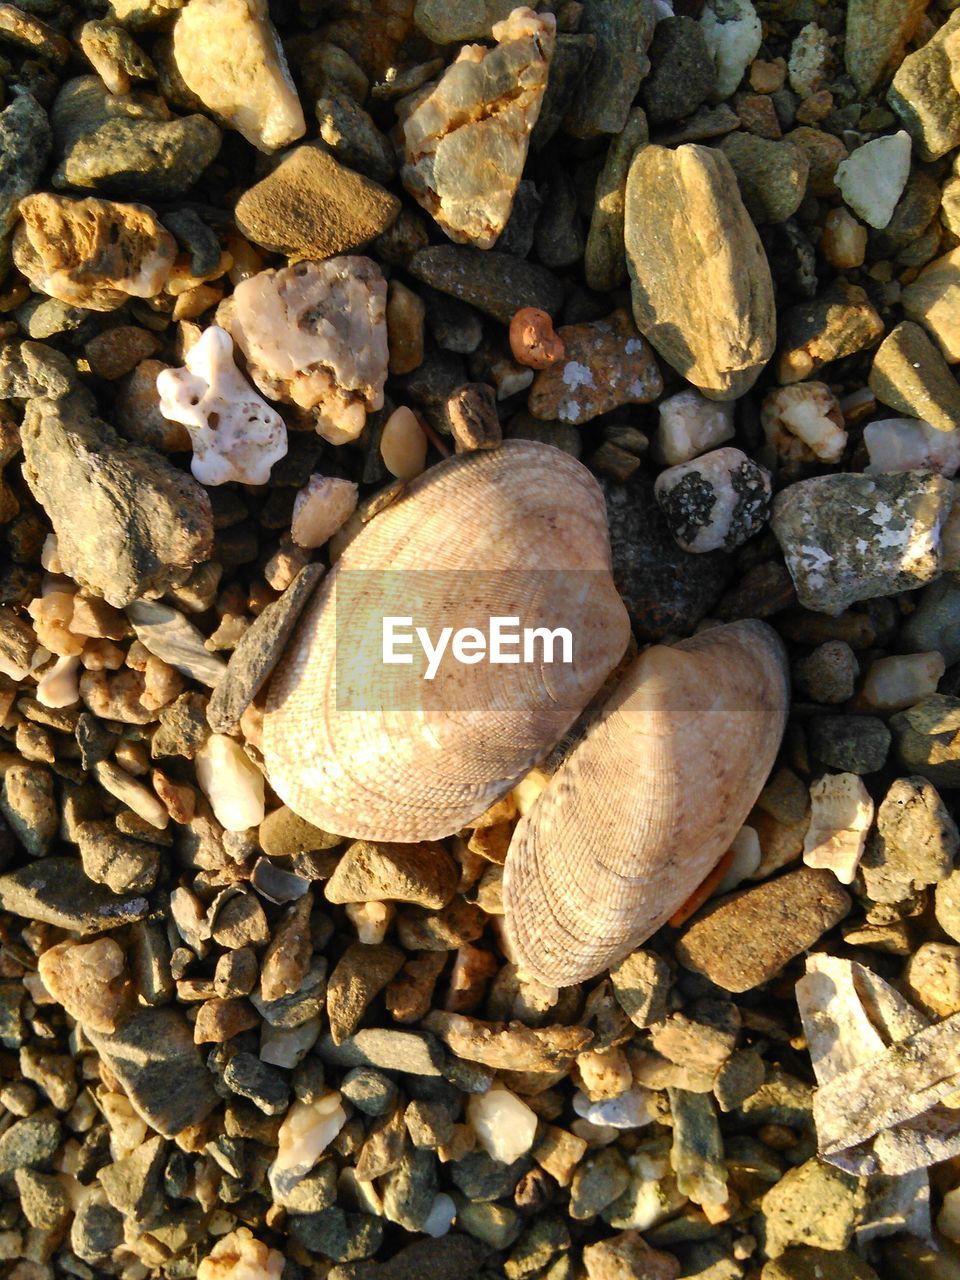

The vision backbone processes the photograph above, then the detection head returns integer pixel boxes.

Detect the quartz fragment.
[802,773,873,884]
[836,132,912,230]
[226,257,388,444]
[761,382,847,465]
[864,418,960,476]
[861,775,958,903]
[157,325,287,485]
[700,0,762,99]
[196,734,265,832]
[270,1093,347,1197]
[860,652,945,712]
[654,446,771,553]
[292,475,358,549]
[653,389,735,465]
[467,1086,537,1165]
[396,8,555,249]
[198,1228,284,1280]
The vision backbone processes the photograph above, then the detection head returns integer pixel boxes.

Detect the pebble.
[408,245,564,326]
[76,819,160,893]
[235,145,399,260]
[316,94,397,186]
[95,759,170,828]
[292,475,358,549]
[899,577,960,665]
[889,9,960,160]
[860,651,945,712]
[195,734,265,831]
[380,406,427,480]
[761,382,847,465]
[0,94,51,240]
[387,279,425,375]
[802,773,873,884]
[770,471,953,616]
[845,0,927,96]
[654,389,735,465]
[700,0,761,100]
[836,131,912,231]
[676,866,851,992]
[15,1168,70,1231]
[14,193,177,311]
[624,143,775,399]
[937,870,960,942]
[1,761,56,855]
[568,0,656,138]
[820,208,867,270]
[447,383,502,452]
[198,1227,284,1280]
[890,693,960,787]
[468,1085,538,1165]
[609,949,670,1028]
[51,76,221,200]
[0,855,149,934]
[869,321,960,433]
[777,281,884,384]
[327,942,406,1044]
[127,599,226,687]
[654,446,771,553]
[807,715,891,774]
[397,9,555,249]
[902,247,960,363]
[37,937,133,1033]
[719,133,809,224]
[227,256,388,445]
[325,839,459,909]
[760,1158,864,1257]
[527,310,662,424]
[864,417,960,476]
[642,17,716,123]
[584,108,649,294]
[903,940,960,1018]
[172,0,304,152]
[79,19,154,95]
[157,325,287,485]
[0,4,68,62]
[763,1249,879,1280]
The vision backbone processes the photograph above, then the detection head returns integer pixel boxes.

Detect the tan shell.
[503,619,789,986]
[262,440,630,841]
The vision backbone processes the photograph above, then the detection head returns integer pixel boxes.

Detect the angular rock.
[902,247,960,364]
[37,937,135,1033]
[397,9,554,249]
[624,143,775,399]
[700,0,762,99]
[325,840,459,909]
[676,866,852,992]
[426,1012,592,1073]
[770,471,953,615]
[584,107,648,294]
[777,280,884,383]
[235,145,399,260]
[327,942,405,1044]
[761,1158,864,1258]
[76,820,160,894]
[21,394,213,608]
[890,694,960,788]
[1,762,56,856]
[846,0,927,96]
[318,1028,445,1076]
[316,95,397,186]
[79,19,156,95]
[719,132,809,224]
[0,857,149,935]
[642,17,715,124]
[0,94,51,239]
[807,716,891,775]
[861,776,958,903]
[98,1135,166,1220]
[408,244,563,325]
[566,0,656,138]
[413,0,516,42]
[869,321,960,433]
[888,9,960,161]
[836,131,911,231]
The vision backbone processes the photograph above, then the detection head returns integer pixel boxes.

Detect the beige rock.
[198,1228,284,1280]
[13,193,176,311]
[802,773,873,885]
[624,144,775,400]
[37,938,135,1034]
[397,7,555,248]
[761,382,847,465]
[291,474,358,549]
[172,0,304,152]
[380,406,427,480]
[467,1085,537,1164]
[860,651,946,713]
[902,247,960,363]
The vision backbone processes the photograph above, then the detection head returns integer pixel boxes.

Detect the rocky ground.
[0,0,960,1277]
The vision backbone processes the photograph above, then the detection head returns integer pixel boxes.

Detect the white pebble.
[572,1087,656,1130]
[36,654,80,708]
[196,733,265,832]
[761,383,847,464]
[260,1016,321,1069]
[700,0,762,99]
[157,325,288,486]
[467,1085,537,1165]
[291,474,358,548]
[860,651,946,713]
[421,1193,457,1237]
[197,1227,284,1280]
[270,1093,346,1195]
[345,901,394,944]
[836,131,912,231]
[380,406,427,480]
[864,418,960,477]
[715,825,761,893]
[802,773,874,885]
[654,388,735,465]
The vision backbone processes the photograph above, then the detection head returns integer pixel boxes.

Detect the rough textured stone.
[21,393,213,608]
[676,867,852,992]
[777,281,884,383]
[566,0,656,138]
[583,1229,679,1279]
[79,19,156,95]
[76,820,160,894]
[719,132,809,224]
[891,694,960,788]
[700,0,762,99]
[316,94,397,186]
[325,840,459,909]
[654,446,772,554]
[624,143,775,400]
[902,247,960,364]
[642,17,715,124]
[413,0,516,42]
[762,1249,879,1280]
[770,471,953,615]
[846,0,927,95]
[327,943,405,1045]
[888,9,960,160]
[861,776,958,902]
[584,107,648,294]
[408,245,564,325]
[807,715,891,775]
[37,938,134,1033]
[0,94,51,239]
[869,321,960,432]
[760,1158,864,1258]
[172,0,305,152]
[835,131,911,231]
[397,9,554,249]
[1,762,56,856]
[235,145,399,260]
[0,857,149,935]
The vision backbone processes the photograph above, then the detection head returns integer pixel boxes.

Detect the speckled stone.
[408,245,564,325]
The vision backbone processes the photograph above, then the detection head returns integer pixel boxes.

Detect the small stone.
[413,0,516,41]
[1,762,56,856]
[642,18,716,123]
[194,996,258,1043]
[888,10,960,160]
[609,949,670,1027]
[900,578,960,664]
[341,1066,398,1117]
[0,1113,60,1181]
[567,0,656,138]
[0,95,51,240]
[808,715,891,774]
[468,1085,538,1165]
[937,870,960,941]
[320,1027,445,1077]
[408,244,564,325]
[381,405,427,480]
[761,382,847,466]
[72,1188,123,1262]
[196,734,265,831]
[654,389,735,465]
[0,5,68,62]
[864,418,960,477]
[625,143,775,399]
[325,840,459,909]
[447,383,502,452]
[271,1091,347,1196]
[527,310,662,425]
[777,281,884,384]
[79,20,154,94]
[172,0,304,152]
[821,207,868,270]
[227,256,387,444]
[152,691,210,759]
[770,471,953,615]
[835,132,912,231]
[584,107,649,294]
[860,651,945,712]
[902,247,960,364]
[802,773,873,884]
[846,0,926,96]
[762,1248,879,1280]
[14,1168,70,1231]
[98,1134,165,1220]
[890,694,960,788]
[316,94,396,186]
[700,0,762,99]
[0,856,148,935]
[198,1228,284,1280]
[397,9,555,249]
[326,942,405,1044]
[583,1229,680,1280]
[676,866,851,993]
[570,1146,630,1220]
[760,1158,864,1257]
[76,819,160,894]
[13,193,176,312]
[715,1048,765,1111]
[869,321,960,433]
[654,446,771,553]
[387,279,425,376]
[903,941,960,1018]
[223,1051,290,1116]
[719,133,809,224]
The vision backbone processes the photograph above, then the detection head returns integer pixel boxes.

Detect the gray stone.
[531,34,597,150]
[451,1149,531,1204]
[808,715,891,774]
[51,76,221,199]
[534,167,583,269]
[714,1048,766,1112]
[760,1158,865,1257]
[72,1189,124,1262]
[1,762,56,857]
[654,446,771,554]
[316,95,397,186]
[585,107,648,293]
[98,1135,166,1221]
[793,641,859,704]
[151,692,210,760]
[642,17,716,124]
[408,245,564,325]
[609,949,671,1028]
[861,776,958,902]
[222,1051,290,1115]
[317,1028,445,1077]
[891,694,960,787]
[0,93,51,238]
[506,1216,571,1279]
[845,0,927,96]
[869,321,960,434]
[340,1066,399,1116]
[763,1248,879,1280]
[289,1206,383,1261]
[76,820,160,894]
[413,0,516,42]
[0,1114,61,1181]
[566,0,656,137]
[719,133,809,224]
[22,394,212,609]
[383,1146,437,1231]
[207,563,323,732]
[0,856,149,934]
[161,207,221,276]
[126,600,226,687]
[272,1158,337,1212]
[888,9,960,160]
[771,471,953,616]
[0,339,80,401]
[569,1147,630,1220]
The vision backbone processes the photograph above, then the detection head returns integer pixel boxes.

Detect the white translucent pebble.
[345,900,394,944]
[836,131,912,231]
[939,1186,960,1242]
[655,388,735,465]
[35,653,80,707]
[156,326,288,486]
[860,651,946,713]
[467,1085,538,1164]
[570,1118,620,1146]
[271,1093,346,1190]
[197,1227,284,1280]
[422,1193,457,1237]
[716,824,761,893]
[802,773,874,884]
[381,406,427,480]
[260,1015,321,1068]
[864,418,960,477]
[761,383,846,463]
[196,733,266,832]
[700,0,762,99]
[572,1087,656,1130]
[291,474,358,548]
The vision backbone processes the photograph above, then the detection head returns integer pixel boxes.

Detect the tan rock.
[624,144,775,400]
[172,0,304,152]
[902,247,960,364]
[13,193,176,311]
[234,146,399,260]
[38,939,135,1034]
[397,7,555,248]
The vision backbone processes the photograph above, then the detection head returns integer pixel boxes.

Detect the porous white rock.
[802,773,874,884]
[270,1093,346,1196]
[700,0,762,100]
[380,406,427,480]
[198,1227,284,1280]
[761,382,847,464]
[860,651,946,713]
[864,417,960,477]
[291,475,358,549]
[787,22,831,96]
[653,388,735,465]
[227,257,388,445]
[156,326,287,486]
[36,654,80,708]
[467,1085,538,1164]
[195,733,265,832]
[836,131,912,231]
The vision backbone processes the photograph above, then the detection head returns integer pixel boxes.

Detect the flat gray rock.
[0,856,150,935]
[408,245,564,325]
[127,599,226,687]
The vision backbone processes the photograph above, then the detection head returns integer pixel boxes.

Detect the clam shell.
[262,440,630,841]
[503,619,789,985]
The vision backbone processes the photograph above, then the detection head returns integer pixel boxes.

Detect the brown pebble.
[84,327,160,380]
[509,307,565,369]
[193,997,258,1044]
[446,383,502,454]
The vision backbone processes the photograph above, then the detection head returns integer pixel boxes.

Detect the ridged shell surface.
[503,619,789,985]
[262,441,631,841]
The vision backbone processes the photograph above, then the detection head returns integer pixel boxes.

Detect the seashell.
[503,619,789,986]
[262,440,630,841]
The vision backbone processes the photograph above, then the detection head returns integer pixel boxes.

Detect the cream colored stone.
[38,938,134,1034]
[864,417,960,477]
[270,1093,346,1193]
[468,1085,538,1164]
[36,653,81,708]
[761,382,847,464]
[198,1228,284,1280]
[291,474,358,549]
[196,734,265,832]
[380,406,427,480]
[821,207,867,269]
[653,388,734,464]
[860,651,946,713]
[802,773,873,884]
